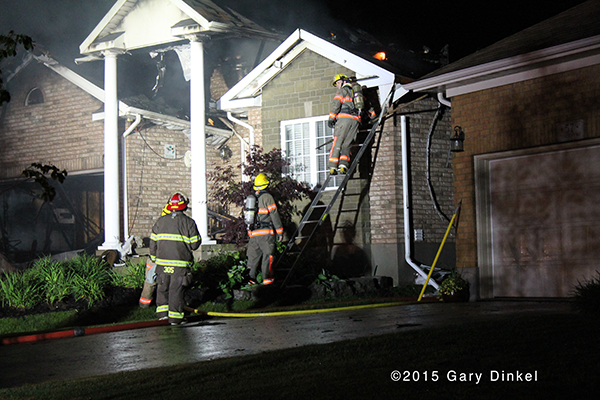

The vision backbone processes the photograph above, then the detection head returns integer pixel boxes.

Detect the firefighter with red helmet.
[245,173,283,285]
[328,74,361,175]
[150,192,201,325]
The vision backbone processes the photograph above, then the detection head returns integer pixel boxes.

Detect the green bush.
[110,259,146,289]
[573,271,600,315]
[31,256,74,304]
[193,250,246,290]
[66,255,111,306]
[0,268,42,309]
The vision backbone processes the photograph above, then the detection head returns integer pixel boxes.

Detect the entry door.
[489,145,600,297]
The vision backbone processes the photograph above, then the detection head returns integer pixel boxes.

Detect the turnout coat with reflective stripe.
[247,191,283,238]
[329,83,360,123]
[150,211,201,267]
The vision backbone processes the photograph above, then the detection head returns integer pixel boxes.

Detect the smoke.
[0,0,115,67]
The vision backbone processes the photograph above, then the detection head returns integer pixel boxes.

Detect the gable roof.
[404,0,600,97]
[217,29,403,113]
[80,0,280,56]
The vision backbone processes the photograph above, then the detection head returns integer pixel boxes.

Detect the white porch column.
[99,51,121,250]
[189,37,213,243]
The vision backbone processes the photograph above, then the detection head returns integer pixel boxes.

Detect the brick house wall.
[0,61,243,254]
[370,96,455,283]
[0,62,106,256]
[0,63,104,178]
[451,64,600,272]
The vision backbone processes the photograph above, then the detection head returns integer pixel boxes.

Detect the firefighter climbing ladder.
[276,88,395,288]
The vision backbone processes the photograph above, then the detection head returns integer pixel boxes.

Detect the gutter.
[404,34,600,95]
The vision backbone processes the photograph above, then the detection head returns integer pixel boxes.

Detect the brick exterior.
[370,97,455,282]
[0,61,241,253]
[451,64,600,271]
[0,63,104,178]
[0,50,456,282]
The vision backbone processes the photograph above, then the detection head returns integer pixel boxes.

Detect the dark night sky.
[0,0,589,64]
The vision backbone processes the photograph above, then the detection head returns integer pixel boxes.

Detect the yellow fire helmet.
[253,173,270,191]
[332,74,347,87]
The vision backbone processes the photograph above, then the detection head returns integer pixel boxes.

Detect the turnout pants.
[329,118,359,170]
[247,233,276,281]
[156,265,188,324]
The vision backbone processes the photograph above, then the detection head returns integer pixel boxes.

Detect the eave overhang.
[404,34,600,98]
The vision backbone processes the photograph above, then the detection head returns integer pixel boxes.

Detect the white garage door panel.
[490,145,600,297]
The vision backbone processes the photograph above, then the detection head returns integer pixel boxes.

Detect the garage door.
[489,145,600,297]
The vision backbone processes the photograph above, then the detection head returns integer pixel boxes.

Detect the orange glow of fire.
[373,52,387,61]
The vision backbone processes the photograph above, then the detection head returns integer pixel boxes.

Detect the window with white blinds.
[280,116,342,189]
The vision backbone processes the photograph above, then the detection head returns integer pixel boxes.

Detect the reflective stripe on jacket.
[150,211,201,267]
[329,83,359,121]
[247,191,283,237]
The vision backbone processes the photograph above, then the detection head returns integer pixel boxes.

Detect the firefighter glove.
[328,118,336,128]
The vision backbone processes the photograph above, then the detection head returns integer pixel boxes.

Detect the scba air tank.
[351,81,364,111]
[244,194,257,227]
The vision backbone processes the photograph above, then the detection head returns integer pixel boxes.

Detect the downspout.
[122,114,141,240]
[437,92,451,107]
[401,115,439,290]
[226,112,253,181]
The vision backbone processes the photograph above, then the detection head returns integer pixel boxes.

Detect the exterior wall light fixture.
[450,126,465,152]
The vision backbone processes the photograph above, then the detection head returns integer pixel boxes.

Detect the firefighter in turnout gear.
[328,74,361,175]
[150,193,201,325]
[246,173,283,285]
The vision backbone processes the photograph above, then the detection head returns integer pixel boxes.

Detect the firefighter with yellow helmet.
[328,74,361,175]
[244,173,283,285]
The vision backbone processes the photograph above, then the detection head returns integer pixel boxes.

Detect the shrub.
[110,259,146,289]
[208,146,312,246]
[66,254,111,306]
[437,269,470,296]
[31,256,74,304]
[573,271,600,315]
[0,269,42,309]
[194,250,247,291]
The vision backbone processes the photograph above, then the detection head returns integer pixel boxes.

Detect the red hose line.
[1,319,169,346]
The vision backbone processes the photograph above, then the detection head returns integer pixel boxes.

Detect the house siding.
[451,64,600,273]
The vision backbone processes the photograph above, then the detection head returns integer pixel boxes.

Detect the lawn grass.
[0,307,598,399]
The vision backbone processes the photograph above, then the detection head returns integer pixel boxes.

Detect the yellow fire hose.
[184,301,409,318]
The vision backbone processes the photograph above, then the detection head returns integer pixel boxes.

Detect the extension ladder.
[276,88,395,287]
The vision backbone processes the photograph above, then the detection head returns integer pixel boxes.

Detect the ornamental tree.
[208,146,312,246]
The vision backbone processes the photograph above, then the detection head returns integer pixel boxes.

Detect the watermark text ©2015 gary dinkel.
[390,370,538,384]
